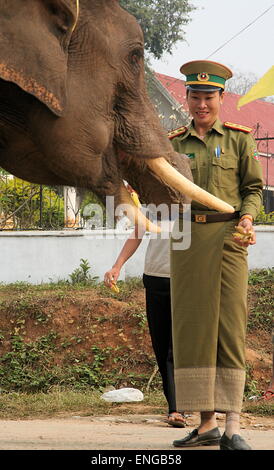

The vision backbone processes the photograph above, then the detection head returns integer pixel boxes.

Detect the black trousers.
[143,274,177,413]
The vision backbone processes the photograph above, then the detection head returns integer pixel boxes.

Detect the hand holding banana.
[232,217,256,247]
[103,184,140,294]
[233,225,253,242]
[104,268,120,293]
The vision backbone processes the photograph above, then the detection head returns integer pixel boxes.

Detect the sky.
[149,0,274,80]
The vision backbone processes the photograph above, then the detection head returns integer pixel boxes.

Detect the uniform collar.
[182,118,225,139]
[211,119,225,135]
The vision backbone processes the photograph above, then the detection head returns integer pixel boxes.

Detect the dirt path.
[0,413,273,451]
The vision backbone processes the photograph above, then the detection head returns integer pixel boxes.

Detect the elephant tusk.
[146,157,235,213]
[119,184,161,233]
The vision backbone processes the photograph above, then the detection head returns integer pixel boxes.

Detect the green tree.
[120,0,196,59]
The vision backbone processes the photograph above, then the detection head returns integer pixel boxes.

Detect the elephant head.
[0,0,233,230]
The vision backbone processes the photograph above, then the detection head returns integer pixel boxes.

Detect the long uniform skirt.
[170,217,248,413]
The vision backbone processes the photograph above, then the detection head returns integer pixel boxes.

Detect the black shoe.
[173,427,221,448]
[220,433,252,450]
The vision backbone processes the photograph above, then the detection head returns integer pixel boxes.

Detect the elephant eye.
[47,2,71,33]
[48,3,58,15]
[129,48,144,66]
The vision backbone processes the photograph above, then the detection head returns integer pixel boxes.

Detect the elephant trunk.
[118,183,161,233]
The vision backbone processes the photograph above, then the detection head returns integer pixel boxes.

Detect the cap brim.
[187,85,222,92]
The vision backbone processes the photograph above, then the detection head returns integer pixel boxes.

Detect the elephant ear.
[0,0,79,116]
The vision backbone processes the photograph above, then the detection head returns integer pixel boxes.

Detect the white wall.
[248,226,274,270]
[0,226,273,284]
[0,229,149,284]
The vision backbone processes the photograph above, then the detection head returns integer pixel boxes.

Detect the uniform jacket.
[169,119,264,219]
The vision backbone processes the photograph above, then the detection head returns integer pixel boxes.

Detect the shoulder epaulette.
[224,122,252,133]
[168,126,187,140]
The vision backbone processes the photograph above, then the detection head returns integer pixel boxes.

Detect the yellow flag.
[237,66,274,109]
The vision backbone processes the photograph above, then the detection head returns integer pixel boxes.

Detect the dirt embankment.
[0,272,272,396]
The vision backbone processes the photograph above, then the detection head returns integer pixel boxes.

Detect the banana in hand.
[233,225,253,243]
[110,282,120,293]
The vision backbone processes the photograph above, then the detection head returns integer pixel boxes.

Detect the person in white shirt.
[104,223,186,428]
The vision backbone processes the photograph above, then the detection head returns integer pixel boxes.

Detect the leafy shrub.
[255,206,274,225]
[0,175,64,229]
[68,259,99,285]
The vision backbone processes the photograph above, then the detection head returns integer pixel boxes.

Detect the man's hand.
[104,267,120,288]
[233,217,256,247]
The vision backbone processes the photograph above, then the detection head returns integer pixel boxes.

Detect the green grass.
[243,400,274,417]
[0,388,272,419]
[0,388,167,419]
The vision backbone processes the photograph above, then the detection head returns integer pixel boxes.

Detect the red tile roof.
[155,73,274,187]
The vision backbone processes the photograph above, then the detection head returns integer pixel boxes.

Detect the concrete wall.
[0,226,273,284]
[248,225,274,269]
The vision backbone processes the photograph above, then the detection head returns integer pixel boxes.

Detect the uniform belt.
[191,211,240,223]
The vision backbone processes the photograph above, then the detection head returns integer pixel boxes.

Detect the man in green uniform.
[169,60,263,450]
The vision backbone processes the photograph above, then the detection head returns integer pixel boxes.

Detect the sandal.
[166,412,186,428]
[261,389,274,400]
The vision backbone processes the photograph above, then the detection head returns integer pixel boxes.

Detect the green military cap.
[180,60,233,91]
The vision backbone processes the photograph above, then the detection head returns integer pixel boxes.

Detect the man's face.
[186,90,224,128]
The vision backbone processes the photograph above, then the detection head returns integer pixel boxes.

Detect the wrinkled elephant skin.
[0,0,233,218]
